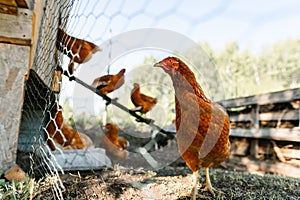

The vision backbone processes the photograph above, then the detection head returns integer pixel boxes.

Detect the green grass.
[0,176,40,200]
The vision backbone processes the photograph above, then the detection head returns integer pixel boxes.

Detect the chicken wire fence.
[16,0,227,199]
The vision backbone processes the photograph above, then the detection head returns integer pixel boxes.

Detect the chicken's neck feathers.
[169,59,210,103]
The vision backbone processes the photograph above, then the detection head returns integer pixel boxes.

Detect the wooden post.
[250,139,259,159]
[0,44,30,172]
[298,105,300,127]
[250,105,260,159]
[28,0,43,76]
[0,0,34,172]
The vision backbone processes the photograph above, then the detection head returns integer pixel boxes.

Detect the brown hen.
[154,57,230,199]
[91,69,126,95]
[56,27,100,74]
[130,83,157,114]
[46,104,93,150]
[99,123,129,164]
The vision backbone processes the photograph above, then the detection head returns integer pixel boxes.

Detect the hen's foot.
[130,106,142,113]
[201,184,223,197]
[178,192,208,200]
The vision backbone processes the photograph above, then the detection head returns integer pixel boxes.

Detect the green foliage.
[0,178,38,200]
[197,38,300,99]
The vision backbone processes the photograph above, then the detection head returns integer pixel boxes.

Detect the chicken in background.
[56,26,100,75]
[45,104,94,150]
[99,123,129,164]
[91,68,126,95]
[154,57,230,199]
[60,125,94,150]
[130,83,158,115]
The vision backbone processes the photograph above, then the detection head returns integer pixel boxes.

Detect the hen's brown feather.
[99,123,129,162]
[131,83,157,114]
[91,69,126,95]
[56,27,100,64]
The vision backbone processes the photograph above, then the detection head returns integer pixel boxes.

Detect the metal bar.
[60,68,176,137]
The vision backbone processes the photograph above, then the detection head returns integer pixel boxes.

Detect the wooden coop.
[0,0,110,177]
[219,88,300,160]
[0,0,37,174]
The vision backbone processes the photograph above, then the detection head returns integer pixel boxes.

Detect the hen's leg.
[203,168,218,196]
[130,106,143,112]
[192,171,200,200]
[179,171,207,200]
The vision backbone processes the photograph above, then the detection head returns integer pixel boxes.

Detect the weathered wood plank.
[229,113,252,122]
[0,3,17,14]
[280,148,300,160]
[0,0,17,7]
[28,0,43,71]
[15,0,28,8]
[0,43,29,172]
[230,138,249,156]
[230,128,300,142]
[219,88,300,108]
[230,109,299,122]
[259,110,299,121]
[250,139,259,159]
[0,8,32,45]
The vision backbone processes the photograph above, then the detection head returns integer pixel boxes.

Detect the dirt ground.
[35,163,300,200]
[33,137,300,200]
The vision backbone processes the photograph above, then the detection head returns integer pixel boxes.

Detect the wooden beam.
[0,0,17,6]
[28,0,42,72]
[250,139,259,159]
[0,3,17,14]
[0,8,32,45]
[271,141,286,162]
[0,0,29,9]
[259,110,299,121]
[230,128,300,142]
[280,148,300,160]
[253,105,259,128]
[15,0,28,8]
[219,88,300,108]
[230,113,252,122]
[230,109,299,122]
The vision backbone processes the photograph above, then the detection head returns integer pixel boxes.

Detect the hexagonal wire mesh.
[16,0,230,199]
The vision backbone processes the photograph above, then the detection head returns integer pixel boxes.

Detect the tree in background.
[204,38,300,99]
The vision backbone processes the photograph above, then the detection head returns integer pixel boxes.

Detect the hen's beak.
[154,61,170,72]
[153,62,163,68]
